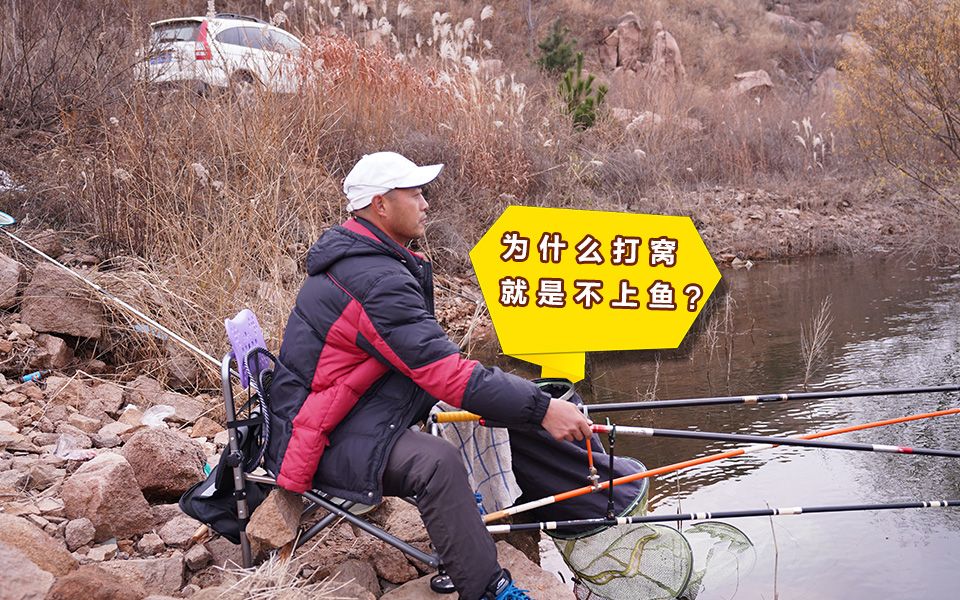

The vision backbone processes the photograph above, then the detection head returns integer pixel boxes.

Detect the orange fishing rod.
[482,406,960,523]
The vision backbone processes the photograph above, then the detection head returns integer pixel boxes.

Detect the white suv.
[136,13,307,94]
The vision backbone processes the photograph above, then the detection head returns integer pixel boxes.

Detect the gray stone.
[20,262,103,339]
[86,538,118,562]
[61,453,153,541]
[121,428,205,501]
[158,515,202,549]
[65,518,97,551]
[184,544,212,570]
[28,333,74,370]
[0,514,77,576]
[98,552,185,595]
[92,382,125,415]
[47,564,147,600]
[0,253,24,309]
[136,532,165,556]
[0,542,55,600]
[247,489,304,554]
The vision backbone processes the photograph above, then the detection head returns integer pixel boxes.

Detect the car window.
[214,27,244,47]
[268,30,303,53]
[151,22,200,43]
[238,26,270,50]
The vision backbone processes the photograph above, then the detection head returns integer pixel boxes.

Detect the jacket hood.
[306,218,411,275]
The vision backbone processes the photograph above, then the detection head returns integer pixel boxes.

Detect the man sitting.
[266,152,592,599]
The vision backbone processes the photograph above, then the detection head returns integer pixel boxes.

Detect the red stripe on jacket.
[277,300,388,492]
[276,294,477,493]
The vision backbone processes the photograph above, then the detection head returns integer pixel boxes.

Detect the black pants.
[382,429,502,600]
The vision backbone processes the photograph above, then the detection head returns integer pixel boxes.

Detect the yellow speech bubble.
[469,207,721,381]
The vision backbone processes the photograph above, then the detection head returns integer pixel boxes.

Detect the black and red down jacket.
[266,217,551,502]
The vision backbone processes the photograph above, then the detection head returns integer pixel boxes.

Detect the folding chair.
[214,309,442,573]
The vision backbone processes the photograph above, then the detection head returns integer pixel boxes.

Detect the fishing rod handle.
[433,411,482,423]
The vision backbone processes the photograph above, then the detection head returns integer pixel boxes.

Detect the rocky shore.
[0,234,576,600]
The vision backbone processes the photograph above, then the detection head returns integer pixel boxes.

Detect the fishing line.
[0,211,221,370]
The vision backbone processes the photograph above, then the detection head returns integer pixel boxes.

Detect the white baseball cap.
[343,152,444,212]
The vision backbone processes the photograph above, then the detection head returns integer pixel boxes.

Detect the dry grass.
[800,295,834,389]
[219,551,354,599]
[0,0,931,382]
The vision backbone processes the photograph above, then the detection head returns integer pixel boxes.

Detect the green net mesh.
[680,522,756,600]
[553,485,754,600]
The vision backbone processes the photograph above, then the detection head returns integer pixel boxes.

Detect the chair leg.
[295,501,354,550]
[301,490,440,569]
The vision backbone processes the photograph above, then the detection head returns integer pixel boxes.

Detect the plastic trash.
[141,405,176,428]
[53,434,97,461]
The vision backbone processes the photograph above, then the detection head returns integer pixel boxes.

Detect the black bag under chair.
[179,401,271,545]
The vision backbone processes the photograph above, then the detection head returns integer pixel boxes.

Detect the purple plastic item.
[224,309,267,389]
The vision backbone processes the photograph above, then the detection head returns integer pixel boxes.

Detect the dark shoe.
[483,569,532,600]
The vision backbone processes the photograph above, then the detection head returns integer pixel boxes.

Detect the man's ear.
[371,193,389,216]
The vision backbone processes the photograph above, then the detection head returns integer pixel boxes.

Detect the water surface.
[488,255,960,598]
[578,256,960,599]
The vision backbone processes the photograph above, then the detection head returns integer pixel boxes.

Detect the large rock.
[381,541,574,599]
[765,10,817,37]
[646,21,685,84]
[299,522,417,584]
[121,427,205,501]
[98,553,185,596]
[124,375,205,423]
[158,514,202,549]
[598,25,619,71]
[0,253,23,309]
[0,542,55,600]
[811,67,840,104]
[247,489,304,554]
[728,69,773,98]
[47,565,146,600]
[28,333,74,370]
[615,13,644,70]
[61,453,153,541]
[380,497,429,544]
[20,262,103,339]
[92,382,125,415]
[64,518,96,551]
[0,514,77,576]
[316,559,380,598]
[836,31,872,59]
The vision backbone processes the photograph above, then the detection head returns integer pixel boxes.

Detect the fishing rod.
[0,211,222,370]
[433,383,960,424]
[588,423,960,458]
[482,406,960,523]
[485,499,960,534]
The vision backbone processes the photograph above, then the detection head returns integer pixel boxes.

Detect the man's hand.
[541,397,593,442]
